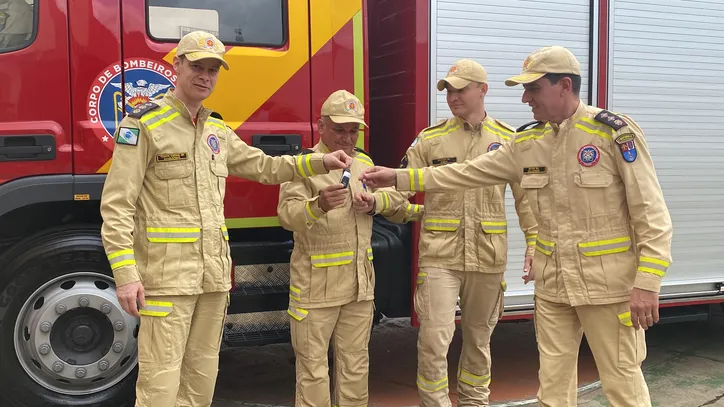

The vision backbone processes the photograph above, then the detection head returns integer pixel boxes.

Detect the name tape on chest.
[156,152,188,162]
[432,157,457,166]
[116,127,140,146]
[523,166,547,174]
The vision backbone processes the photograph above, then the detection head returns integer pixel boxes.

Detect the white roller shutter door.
[430,0,595,308]
[609,0,724,297]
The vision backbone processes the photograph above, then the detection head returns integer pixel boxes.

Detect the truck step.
[223,328,291,347]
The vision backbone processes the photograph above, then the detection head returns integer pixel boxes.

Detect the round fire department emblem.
[344,99,359,113]
[578,144,600,167]
[207,134,221,154]
[488,142,502,152]
[87,58,176,150]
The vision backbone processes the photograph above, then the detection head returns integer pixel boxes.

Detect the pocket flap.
[535,237,556,256]
[424,218,460,232]
[155,162,193,180]
[310,251,354,268]
[520,174,549,189]
[481,220,507,234]
[211,161,229,177]
[574,171,612,188]
[578,236,631,256]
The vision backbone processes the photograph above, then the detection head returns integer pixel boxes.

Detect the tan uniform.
[279,142,410,407]
[101,90,330,407]
[393,102,673,407]
[377,115,537,406]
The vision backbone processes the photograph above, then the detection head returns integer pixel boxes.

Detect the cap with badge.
[176,31,229,70]
[436,59,488,91]
[505,46,581,86]
[321,90,368,127]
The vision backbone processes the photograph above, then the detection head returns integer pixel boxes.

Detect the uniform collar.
[318,141,358,158]
[163,90,211,125]
[458,112,488,133]
[550,101,586,133]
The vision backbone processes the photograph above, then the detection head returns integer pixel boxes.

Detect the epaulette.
[128,102,159,119]
[494,118,515,133]
[420,118,450,134]
[594,110,627,131]
[300,148,314,155]
[210,111,224,120]
[354,146,371,157]
[516,120,542,132]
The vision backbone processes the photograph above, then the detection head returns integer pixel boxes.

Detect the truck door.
[118,0,312,227]
[0,0,71,183]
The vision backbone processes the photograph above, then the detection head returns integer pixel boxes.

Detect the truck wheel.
[0,226,137,407]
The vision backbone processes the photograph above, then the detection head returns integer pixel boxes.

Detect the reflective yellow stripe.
[638,256,669,277]
[417,375,448,392]
[618,311,633,327]
[481,220,507,234]
[310,251,355,267]
[488,121,515,137]
[367,248,374,261]
[423,122,459,140]
[409,168,424,191]
[501,281,507,292]
[515,126,549,143]
[574,123,613,141]
[287,306,309,321]
[355,154,373,167]
[526,234,537,246]
[305,201,319,221]
[146,227,201,243]
[458,367,491,387]
[221,226,229,241]
[295,154,315,178]
[578,237,631,256]
[207,120,227,131]
[417,271,427,285]
[536,238,556,256]
[139,105,172,122]
[107,249,135,270]
[305,154,314,177]
[424,219,460,232]
[379,192,390,211]
[146,111,180,131]
[139,300,173,317]
[483,123,511,141]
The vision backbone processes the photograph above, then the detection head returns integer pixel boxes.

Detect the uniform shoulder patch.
[128,102,159,119]
[594,110,628,131]
[116,127,140,146]
[516,120,543,132]
[494,118,515,133]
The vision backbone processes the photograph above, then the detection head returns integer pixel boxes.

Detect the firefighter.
[100,31,352,407]
[359,45,673,407]
[0,0,33,49]
[361,59,538,407]
[278,89,419,407]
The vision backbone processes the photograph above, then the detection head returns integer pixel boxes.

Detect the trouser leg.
[415,267,462,407]
[290,305,340,407]
[176,291,229,407]
[534,297,583,407]
[576,302,651,407]
[331,300,375,407]
[456,272,505,406]
[135,295,198,407]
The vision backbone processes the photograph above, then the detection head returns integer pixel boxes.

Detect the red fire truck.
[1,0,722,406]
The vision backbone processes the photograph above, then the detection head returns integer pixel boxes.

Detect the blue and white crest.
[207,134,221,154]
[88,59,176,149]
[619,140,637,162]
[577,144,600,167]
[488,142,502,152]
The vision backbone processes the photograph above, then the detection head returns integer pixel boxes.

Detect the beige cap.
[505,46,580,86]
[321,90,368,127]
[177,31,229,70]
[436,59,488,91]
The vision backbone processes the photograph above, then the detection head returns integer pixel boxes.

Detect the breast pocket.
[573,170,613,219]
[421,217,461,258]
[154,162,195,209]
[520,174,551,219]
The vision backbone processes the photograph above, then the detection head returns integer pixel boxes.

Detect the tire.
[0,225,137,407]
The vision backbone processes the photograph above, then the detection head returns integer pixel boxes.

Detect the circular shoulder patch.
[578,144,600,167]
[207,134,221,154]
[488,142,502,152]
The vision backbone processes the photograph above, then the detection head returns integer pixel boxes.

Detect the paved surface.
[212,317,724,407]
